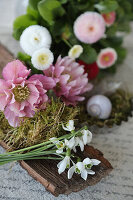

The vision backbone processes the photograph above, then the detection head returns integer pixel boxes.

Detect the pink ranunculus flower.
[0,60,53,127]
[74,12,106,44]
[102,12,116,27]
[97,48,117,69]
[44,56,93,106]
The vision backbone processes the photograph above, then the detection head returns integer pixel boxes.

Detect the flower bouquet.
[0,0,133,196]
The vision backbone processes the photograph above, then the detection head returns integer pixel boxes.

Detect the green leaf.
[17,52,31,62]
[80,45,97,64]
[38,0,65,25]
[95,0,118,13]
[26,6,39,20]
[13,14,37,40]
[29,0,41,10]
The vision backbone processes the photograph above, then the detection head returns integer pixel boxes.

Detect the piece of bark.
[0,43,113,196]
[0,141,113,197]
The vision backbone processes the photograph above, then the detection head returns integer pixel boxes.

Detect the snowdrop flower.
[20,25,52,56]
[31,48,54,70]
[68,158,101,180]
[74,137,84,152]
[97,48,117,69]
[65,137,75,150]
[62,120,75,132]
[68,45,83,59]
[81,129,92,145]
[50,137,65,154]
[57,156,70,174]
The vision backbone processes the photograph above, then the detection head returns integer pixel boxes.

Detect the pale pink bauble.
[74,12,106,44]
[102,12,116,27]
[97,48,117,69]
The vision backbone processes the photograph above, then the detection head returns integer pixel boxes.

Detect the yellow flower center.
[104,56,110,62]
[13,85,30,102]
[38,54,49,65]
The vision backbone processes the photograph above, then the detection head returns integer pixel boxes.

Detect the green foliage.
[13,0,133,74]
[95,0,118,13]
[13,14,37,40]
[80,45,97,64]
[38,0,65,25]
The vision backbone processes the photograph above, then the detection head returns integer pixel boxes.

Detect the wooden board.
[0,43,113,196]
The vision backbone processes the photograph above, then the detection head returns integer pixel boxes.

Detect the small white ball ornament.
[87,95,112,119]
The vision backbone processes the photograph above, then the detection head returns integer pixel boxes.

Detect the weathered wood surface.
[0,43,113,196]
[0,141,113,196]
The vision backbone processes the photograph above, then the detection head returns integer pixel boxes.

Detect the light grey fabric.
[0,1,133,199]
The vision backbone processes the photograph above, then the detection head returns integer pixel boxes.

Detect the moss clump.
[1,98,79,150]
[78,90,133,128]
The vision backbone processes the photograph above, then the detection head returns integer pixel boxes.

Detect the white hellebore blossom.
[31,48,54,70]
[81,129,92,145]
[57,156,70,174]
[20,25,52,56]
[62,120,75,132]
[68,45,83,59]
[68,158,101,180]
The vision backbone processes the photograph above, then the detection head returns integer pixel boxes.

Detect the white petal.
[66,137,75,149]
[49,137,58,144]
[83,158,92,165]
[68,166,75,179]
[87,131,92,144]
[68,120,75,131]
[62,124,69,131]
[56,149,63,154]
[78,138,84,151]
[91,159,101,166]
[82,131,88,145]
[81,170,88,180]
[87,169,95,175]
[76,162,84,171]
[58,159,67,174]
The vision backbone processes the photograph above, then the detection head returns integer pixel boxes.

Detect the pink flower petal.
[2,60,30,81]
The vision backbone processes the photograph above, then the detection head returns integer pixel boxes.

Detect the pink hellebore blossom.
[102,12,116,27]
[0,60,55,127]
[74,12,106,44]
[44,56,93,106]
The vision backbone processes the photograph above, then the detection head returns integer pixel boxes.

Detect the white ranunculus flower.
[20,25,52,56]
[31,48,54,70]
[68,158,101,180]
[81,129,92,145]
[68,45,83,59]
[57,156,70,174]
[62,120,75,132]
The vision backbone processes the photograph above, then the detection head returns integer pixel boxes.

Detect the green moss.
[78,90,133,128]
[1,98,79,150]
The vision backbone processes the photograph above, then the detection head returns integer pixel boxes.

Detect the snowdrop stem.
[66,148,71,157]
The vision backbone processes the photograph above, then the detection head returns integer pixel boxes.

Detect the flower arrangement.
[13,0,133,79]
[0,0,133,190]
